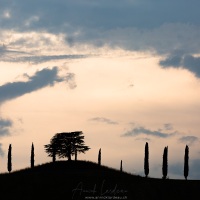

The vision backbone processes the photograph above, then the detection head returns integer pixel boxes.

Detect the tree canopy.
[44,131,90,161]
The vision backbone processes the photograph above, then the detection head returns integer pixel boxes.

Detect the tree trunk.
[68,148,71,161]
[75,150,77,161]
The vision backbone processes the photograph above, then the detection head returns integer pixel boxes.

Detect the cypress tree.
[184,145,189,180]
[98,148,101,166]
[7,144,12,173]
[162,146,168,179]
[144,142,149,177]
[120,160,123,172]
[31,142,34,168]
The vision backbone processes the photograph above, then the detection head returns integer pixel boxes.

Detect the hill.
[0,160,199,200]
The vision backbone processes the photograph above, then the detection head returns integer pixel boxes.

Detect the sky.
[0,0,200,180]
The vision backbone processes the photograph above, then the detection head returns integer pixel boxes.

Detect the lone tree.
[98,148,101,166]
[7,144,12,173]
[44,131,90,161]
[31,142,34,168]
[184,145,189,180]
[144,142,149,178]
[162,146,168,179]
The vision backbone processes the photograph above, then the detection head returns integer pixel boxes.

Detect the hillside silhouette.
[0,160,199,200]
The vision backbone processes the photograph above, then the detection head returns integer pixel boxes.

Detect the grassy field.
[0,160,199,200]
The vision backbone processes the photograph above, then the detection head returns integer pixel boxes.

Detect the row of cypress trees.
[6,143,35,173]
[98,144,189,180]
[144,142,189,180]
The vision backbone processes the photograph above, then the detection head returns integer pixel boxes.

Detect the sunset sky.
[1,0,200,180]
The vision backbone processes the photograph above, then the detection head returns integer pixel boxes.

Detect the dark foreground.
[0,161,199,200]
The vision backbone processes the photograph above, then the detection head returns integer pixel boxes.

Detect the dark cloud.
[0,44,27,56]
[122,126,176,138]
[0,1,200,53]
[0,44,87,63]
[0,67,76,104]
[0,54,88,64]
[23,54,87,64]
[89,117,118,125]
[0,118,12,137]
[160,55,182,67]
[160,53,200,77]
[179,136,199,146]
[1,0,200,31]
[1,0,200,78]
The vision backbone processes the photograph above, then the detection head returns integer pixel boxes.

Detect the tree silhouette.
[184,145,189,180]
[7,144,12,173]
[162,146,168,179]
[31,142,34,168]
[44,131,90,161]
[144,142,149,178]
[120,160,123,172]
[98,148,101,166]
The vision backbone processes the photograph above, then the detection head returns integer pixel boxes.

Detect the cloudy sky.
[0,0,200,180]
